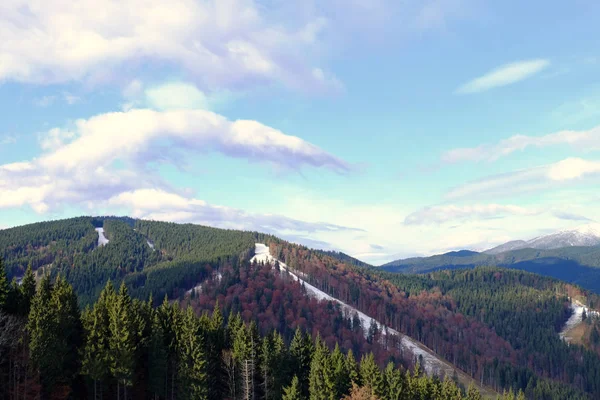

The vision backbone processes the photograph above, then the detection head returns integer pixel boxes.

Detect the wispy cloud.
[552,211,594,222]
[445,157,600,200]
[0,135,17,146]
[456,59,550,94]
[404,204,539,225]
[441,125,600,163]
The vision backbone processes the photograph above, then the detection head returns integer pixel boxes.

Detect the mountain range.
[382,223,600,293]
[484,223,600,254]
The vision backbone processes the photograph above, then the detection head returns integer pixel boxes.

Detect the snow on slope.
[251,243,458,376]
[485,223,600,254]
[560,300,600,342]
[96,227,109,247]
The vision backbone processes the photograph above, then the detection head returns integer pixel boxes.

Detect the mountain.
[484,240,529,255]
[383,224,600,294]
[485,223,600,254]
[3,216,600,399]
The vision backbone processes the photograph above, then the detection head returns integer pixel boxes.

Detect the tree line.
[0,257,497,400]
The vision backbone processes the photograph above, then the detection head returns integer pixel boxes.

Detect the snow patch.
[96,227,109,247]
[559,300,600,342]
[250,243,452,375]
[147,240,155,250]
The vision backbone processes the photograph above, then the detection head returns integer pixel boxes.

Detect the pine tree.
[283,375,303,400]
[28,275,83,398]
[331,343,351,398]
[346,349,360,387]
[359,353,385,398]
[466,382,482,400]
[19,264,36,315]
[148,311,168,398]
[109,282,137,400]
[384,362,404,400]
[177,307,207,400]
[271,330,288,399]
[0,258,9,311]
[260,334,274,400]
[82,281,114,400]
[308,335,334,400]
[290,327,313,396]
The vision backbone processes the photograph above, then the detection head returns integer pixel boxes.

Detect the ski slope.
[96,227,109,247]
[560,300,600,342]
[250,243,458,376]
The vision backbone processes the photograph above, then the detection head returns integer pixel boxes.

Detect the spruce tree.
[82,281,113,399]
[466,382,482,400]
[283,375,304,400]
[0,258,9,311]
[19,264,36,315]
[359,353,385,398]
[109,282,136,400]
[308,335,334,400]
[290,327,312,396]
[177,307,207,400]
[331,343,350,398]
[345,349,360,387]
[384,362,404,400]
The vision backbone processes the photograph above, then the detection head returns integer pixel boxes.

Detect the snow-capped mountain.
[485,223,600,254]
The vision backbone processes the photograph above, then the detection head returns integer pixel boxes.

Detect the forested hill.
[381,245,600,294]
[2,217,600,398]
[0,216,276,304]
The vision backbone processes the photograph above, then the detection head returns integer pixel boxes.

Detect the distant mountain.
[485,223,600,254]
[484,240,528,255]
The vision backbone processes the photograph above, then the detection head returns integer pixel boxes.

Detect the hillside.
[2,217,600,398]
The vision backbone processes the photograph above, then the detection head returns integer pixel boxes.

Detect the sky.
[1,0,600,265]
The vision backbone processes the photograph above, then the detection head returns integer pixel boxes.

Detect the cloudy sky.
[1,0,600,264]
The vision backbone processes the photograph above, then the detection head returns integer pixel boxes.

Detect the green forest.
[2,217,600,399]
[0,260,495,400]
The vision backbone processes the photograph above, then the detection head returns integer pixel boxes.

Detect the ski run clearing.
[560,300,600,343]
[95,227,109,247]
[250,243,489,390]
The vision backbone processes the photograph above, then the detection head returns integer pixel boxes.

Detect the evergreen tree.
[19,264,36,315]
[346,349,360,387]
[0,258,9,311]
[283,375,303,400]
[359,353,385,398]
[466,382,482,400]
[290,327,313,397]
[28,275,83,398]
[308,335,334,400]
[177,307,207,400]
[82,281,114,399]
[384,362,404,400]
[331,343,351,398]
[109,282,137,400]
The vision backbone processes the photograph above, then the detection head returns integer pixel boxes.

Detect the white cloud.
[0,0,341,93]
[441,125,600,163]
[404,204,539,225]
[0,107,350,215]
[39,128,77,151]
[144,82,210,111]
[456,59,550,94]
[445,157,600,200]
[37,108,351,173]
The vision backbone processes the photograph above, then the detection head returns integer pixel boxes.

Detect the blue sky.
[1,0,600,264]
